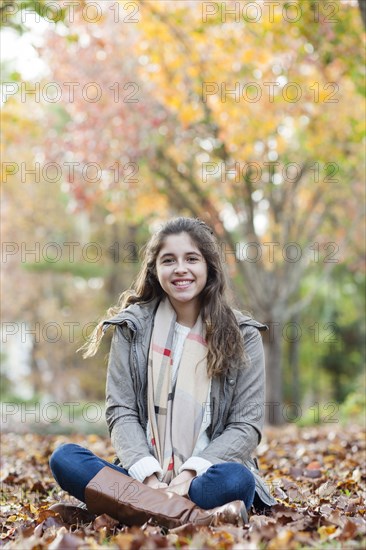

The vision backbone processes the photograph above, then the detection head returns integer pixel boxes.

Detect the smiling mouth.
[172,280,193,287]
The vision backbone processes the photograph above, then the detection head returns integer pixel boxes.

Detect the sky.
[1,19,50,80]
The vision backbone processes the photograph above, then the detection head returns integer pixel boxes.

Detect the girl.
[49,217,275,528]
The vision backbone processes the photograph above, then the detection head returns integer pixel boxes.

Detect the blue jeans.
[50,443,256,510]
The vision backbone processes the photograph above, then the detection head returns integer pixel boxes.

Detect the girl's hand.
[143,474,168,489]
[168,470,196,487]
[165,470,196,496]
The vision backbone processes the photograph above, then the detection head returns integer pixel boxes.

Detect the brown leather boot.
[84,466,248,529]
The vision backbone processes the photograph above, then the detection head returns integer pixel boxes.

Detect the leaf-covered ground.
[1,425,365,549]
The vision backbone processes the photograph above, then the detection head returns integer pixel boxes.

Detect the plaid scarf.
[147,297,210,483]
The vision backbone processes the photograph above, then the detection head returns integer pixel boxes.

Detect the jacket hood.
[233,309,268,331]
[102,298,267,333]
[102,299,159,332]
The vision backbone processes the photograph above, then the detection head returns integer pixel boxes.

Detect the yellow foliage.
[178,104,200,128]
[135,193,168,219]
[318,525,337,540]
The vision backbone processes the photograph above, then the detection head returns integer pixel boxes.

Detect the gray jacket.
[103,298,276,507]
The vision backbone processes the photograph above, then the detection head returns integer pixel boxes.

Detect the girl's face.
[156,232,208,313]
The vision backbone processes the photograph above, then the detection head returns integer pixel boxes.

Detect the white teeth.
[174,281,192,286]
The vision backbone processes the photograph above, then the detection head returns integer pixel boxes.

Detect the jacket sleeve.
[105,326,158,471]
[196,324,266,464]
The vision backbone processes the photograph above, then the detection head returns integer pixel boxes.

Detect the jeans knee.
[244,468,256,493]
[220,463,255,494]
[189,462,256,509]
[236,464,255,490]
[49,443,80,478]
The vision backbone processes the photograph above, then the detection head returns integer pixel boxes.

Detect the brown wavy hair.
[80,217,245,376]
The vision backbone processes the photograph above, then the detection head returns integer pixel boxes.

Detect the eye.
[162,257,174,264]
[187,256,199,262]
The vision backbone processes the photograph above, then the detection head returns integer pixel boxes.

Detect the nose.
[174,261,188,273]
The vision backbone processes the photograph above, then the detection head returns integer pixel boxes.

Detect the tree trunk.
[288,313,300,411]
[30,338,43,397]
[105,224,139,302]
[262,319,284,425]
[358,0,366,28]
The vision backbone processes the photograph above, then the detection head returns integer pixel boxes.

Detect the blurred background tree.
[1,0,365,425]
